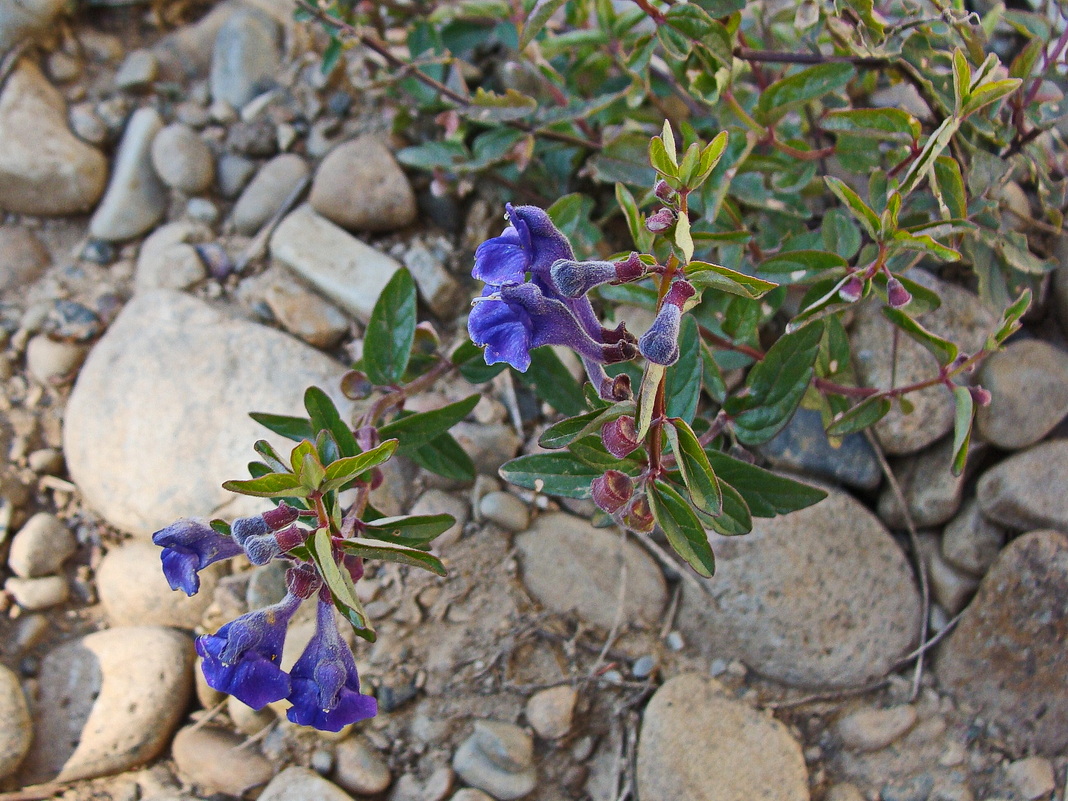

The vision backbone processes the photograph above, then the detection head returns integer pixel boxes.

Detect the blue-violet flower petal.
[152,519,243,596]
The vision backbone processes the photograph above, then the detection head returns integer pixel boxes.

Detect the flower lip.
[153,519,243,596]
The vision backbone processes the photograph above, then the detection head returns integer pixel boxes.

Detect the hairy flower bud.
[591,470,634,514]
[262,502,301,531]
[645,207,676,233]
[654,180,676,203]
[621,495,654,534]
[839,275,863,303]
[970,385,992,406]
[273,524,306,553]
[613,252,645,283]
[286,565,322,600]
[638,281,697,366]
[601,416,640,459]
[887,277,912,309]
[244,533,282,565]
[231,515,269,545]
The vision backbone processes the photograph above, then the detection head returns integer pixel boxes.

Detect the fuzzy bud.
[839,275,863,303]
[638,281,696,366]
[262,502,301,531]
[654,180,676,203]
[273,524,306,553]
[613,252,645,284]
[591,470,634,514]
[970,385,992,406]
[286,565,322,599]
[413,322,441,354]
[231,515,269,545]
[601,416,640,459]
[341,370,374,400]
[621,495,654,534]
[887,277,912,309]
[244,533,282,565]
[645,207,676,233]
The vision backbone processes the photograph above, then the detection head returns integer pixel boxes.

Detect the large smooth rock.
[209,8,280,110]
[977,440,1068,530]
[232,153,309,234]
[936,530,1068,754]
[63,290,353,537]
[0,0,64,51]
[876,436,972,528]
[269,204,401,323]
[0,61,106,215]
[258,766,354,801]
[851,271,997,455]
[975,339,1068,449]
[171,725,274,795]
[151,123,214,194]
[0,664,31,780]
[20,627,194,784]
[679,487,921,688]
[637,674,809,801]
[760,407,882,490]
[0,226,50,291]
[89,107,167,241]
[515,513,667,631]
[309,136,417,232]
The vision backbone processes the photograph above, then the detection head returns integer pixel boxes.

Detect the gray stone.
[0,61,106,215]
[936,530,1068,754]
[941,498,1005,576]
[333,737,391,795]
[89,107,167,241]
[210,8,280,110]
[63,290,353,537]
[226,695,274,736]
[1004,757,1055,800]
[264,278,350,349]
[977,440,1068,530]
[409,488,468,549]
[451,791,495,801]
[525,685,577,740]
[0,226,50,291]
[877,436,972,528]
[836,705,917,752]
[308,136,417,232]
[0,664,31,780]
[881,774,935,801]
[402,242,461,319]
[479,491,529,532]
[924,538,979,615]
[516,513,666,631]
[171,725,273,795]
[471,720,532,773]
[851,271,997,455]
[114,49,158,91]
[760,407,882,490]
[135,221,212,292]
[678,487,921,689]
[21,627,194,784]
[69,103,108,145]
[0,0,65,52]
[216,153,257,198]
[258,766,353,801]
[269,204,402,323]
[151,124,214,194]
[453,722,536,801]
[825,785,866,801]
[637,674,809,801]
[96,541,220,629]
[26,335,87,385]
[186,197,219,224]
[245,560,288,610]
[451,422,520,477]
[8,512,75,578]
[232,153,309,234]
[976,339,1068,449]
[5,575,67,609]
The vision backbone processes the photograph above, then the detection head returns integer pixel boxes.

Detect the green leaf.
[824,176,880,240]
[464,87,537,122]
[665,316,702,422]
[900,116,961,197]
[304,387,359,458]
[675,212,694,262]
[693,131,729,189]
[725,322,824,445]
[452,339,509,384]
[700,341,727,403]
[695,481,752,536]
[951,385,973,477]
[222,472,309,498]
[499,453,601,498]
[519,0,568,49]
[649,481,716,577]
[952,48,970,113]
[364,268,417,386]
[890,230,961,261]
[515,347,586,416]
[616,183,654,253]
[649,136,677,177]
[361,514,455,547]
[987,288,1031,347]
[253,440,289,474]
[320,37,343,75]
[538,402,634,449]
[932,156,967,220]
[961,78,1021,117]
[821,209,862,260]
[882,307,959,366]
[312,528,374,641]
[321,439,399,492]
[636,361,666,440]
[290,439,318,474]
[757,63,855,123]
[666,418,722,515]
[300,451,326,491]
[825,395,892,436]
[336,538,447,576]
[408,433,475,481]
[705,451,827,517]
[686,261,778,298]
[379,395,480,451]
[823,108,921,142]
[248,412,314,442]
[759,249,848,284]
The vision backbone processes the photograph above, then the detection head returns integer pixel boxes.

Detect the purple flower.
[474,203,573,285]
[638,280,696,366]
[152,519,243,596]
[286,597,377,732]
[196,592,303,709]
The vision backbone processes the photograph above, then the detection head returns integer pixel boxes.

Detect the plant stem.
[734,47,888,67]
[697,325,764,361]
[363,356,456,427]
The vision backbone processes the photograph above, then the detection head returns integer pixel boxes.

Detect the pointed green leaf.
[757,62,855,123]
[988,288,1032,347]
[882,307,959,366]
[365,268,417,386]
[248,412,314,442]
[336,538,447,576]
[695,480,752,536]
[304,386,359,458]
[519,0,569,49]
[665,316,702,422]
[636,361,666,440]
[675,212,694,262]
[823,108,921,141]
[222,472,309,498]
[312,528,375,641]
[320,439,399,491]
[825,395,892,436]
[253,440,290,474]
[685,261,778,298]
[407,433,475,481]
[499,453,601,499]
[649,480,716,577]
[290,439,318,474]
[362,514,455,547]
[666,418,722,515]
[951,385,973,477]
[538,401,635,449]
[824,176,880,240]
[379,395,480,451]
[704,451,827,517]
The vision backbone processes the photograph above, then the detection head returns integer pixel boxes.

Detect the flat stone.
[936,530,1068,754]
[453,724,536,801]
[0,61,106,215]
[760,407,882,490]
[836,705,917,752]
[5,575,68,609]
[264,279,350,349]
[21,627,194,784]
[114,49,158,91]
[678,487,921,688]
[269,204,401,323]
[479,491,529,532]
[516,513,667,631]
[1004,757,1056,800]
[941,498,1005,576]
[258,766,354,801]
[333,737,391,795]
[877,436,973,528]
[0,226,50,291]
[135,221,212,292]
[637,673,809,801]
[977,440,1068,530]
[471,720,533,773]
[96,541,220,628]
[89,107,167,241]
[232,153,309,235]
[170,725,273,796]
[976,339,1068,449]
[217,152,257,198]
[0,0,66,53]
[8,512,76,578]
[403,242,461,319]
[851,271,997,455]
[308,136,417,232]
[0,664,31,780]
[409,488,468,549]
[26,336,87,385]
[151,123,214,194]
[209,8,280,110]
[525,685,577,740]
[63,290,353,537]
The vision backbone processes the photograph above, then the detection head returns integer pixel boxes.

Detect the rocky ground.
[0,2,1066,801]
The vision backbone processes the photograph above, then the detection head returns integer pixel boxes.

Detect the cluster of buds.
[590,469,654,532]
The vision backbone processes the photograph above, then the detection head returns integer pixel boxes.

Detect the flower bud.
[887,277,912,309]
[413,322,440,354]
[600,373,633,401]
[550,259,617,297]
[654,180,676,203]
[355,425,379,451]
[591,470,634,514]
[231,515,269,545]
[645,207,676,233]
[244,533,282,565]
[286,565,322,599]
[621,495,654,534]
[601,416,640,459]
[613,252,645,284]
[262,502,301,531]
[970,385,992,406]
[273,524,306,552]
[341,370,374,400]
[638,281,696,366]
[839,275,863,303]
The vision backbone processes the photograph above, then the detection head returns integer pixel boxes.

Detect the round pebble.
[976,339,1068,449]
[1004,757,1055,800]
[525,685,578,740]
[26,335,87,384]
[257,766,353,801]
[479,491,530,532]
[151,124,215,194]
[836,705,918,752]
[8,512,76,578]
[333,736,392,795]
[171,725,273,795]
[5,575,68,610]
[453,721,536,801]
[0,664,32,780]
